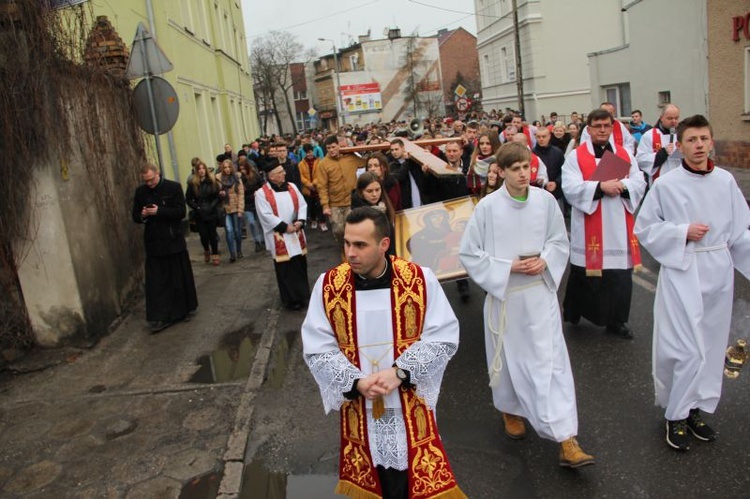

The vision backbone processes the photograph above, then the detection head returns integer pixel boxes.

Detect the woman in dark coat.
[186,159,222,265]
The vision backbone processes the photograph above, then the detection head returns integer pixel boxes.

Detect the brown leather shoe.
[502,413,527,440]
[559,437,595,468]
[204,251,210,263]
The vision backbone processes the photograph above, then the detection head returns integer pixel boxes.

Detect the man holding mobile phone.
[132,163,197,333]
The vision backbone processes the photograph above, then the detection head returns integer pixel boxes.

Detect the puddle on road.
[265,330,298,389]
[189,324,260,384]
[239,461,338,499]
[178,470,221,498]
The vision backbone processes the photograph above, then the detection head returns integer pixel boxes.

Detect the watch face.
[396,368,407,380]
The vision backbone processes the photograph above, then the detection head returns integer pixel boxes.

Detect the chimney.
[387,28,401,40]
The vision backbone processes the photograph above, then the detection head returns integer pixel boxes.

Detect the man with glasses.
[132,164,198,333]
[561,109,646,339]
[580,102,636,153]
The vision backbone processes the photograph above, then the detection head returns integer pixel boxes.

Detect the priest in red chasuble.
[302,207,465,499]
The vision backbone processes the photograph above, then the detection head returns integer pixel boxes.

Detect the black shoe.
[666,419,691,451]
[457,280,470,302]
[255,242,262,253]
[229,253,237,263]
[149,320,173,334]
[686,409,716,442]
[606,323,634,339]
[237,251,244,259]
[564,313,580,325]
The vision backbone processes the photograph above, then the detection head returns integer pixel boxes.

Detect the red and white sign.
[340,83,382,112]
[456,97,470,112]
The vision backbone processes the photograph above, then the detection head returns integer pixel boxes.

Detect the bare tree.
[251,31,314,136]
[250,42,282,135]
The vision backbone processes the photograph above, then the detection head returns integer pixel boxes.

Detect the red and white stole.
[322,257,465,499]
[261,183,307,262]
[530,153,539,183]
[611,121,624,147]
[522,126,532,145]
[651,128,664,181]
[576,144,642,276]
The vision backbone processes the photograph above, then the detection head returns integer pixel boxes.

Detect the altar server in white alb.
[635,104,681,184]
[562,108,647,339]
[634,115,750,452]
[302,207,465,498]
[255,159,310,311]
[459,141,595,468]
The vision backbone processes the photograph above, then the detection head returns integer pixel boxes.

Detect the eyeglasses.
[589,123,613,130]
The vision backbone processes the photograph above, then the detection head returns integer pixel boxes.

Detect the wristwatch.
[394,367,410,385]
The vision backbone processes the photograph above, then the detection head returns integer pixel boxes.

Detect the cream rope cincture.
[487,278,545,388]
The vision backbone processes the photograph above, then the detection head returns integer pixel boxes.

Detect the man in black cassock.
[132,163,198,333]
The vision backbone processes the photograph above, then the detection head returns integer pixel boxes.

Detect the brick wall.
[715,140,750,169]
[438,28,480,106]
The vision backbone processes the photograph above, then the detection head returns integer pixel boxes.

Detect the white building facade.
[588,0,709,124]
[475,0,624,122]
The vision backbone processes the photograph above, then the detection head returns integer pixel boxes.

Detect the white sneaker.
[320,223,328,232]
[311,221,318,229]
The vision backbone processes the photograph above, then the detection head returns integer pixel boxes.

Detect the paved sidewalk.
[0,227,338,498]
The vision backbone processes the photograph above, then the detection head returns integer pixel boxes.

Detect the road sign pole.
[137,30,164,174]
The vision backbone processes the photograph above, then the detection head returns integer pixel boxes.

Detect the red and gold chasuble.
[576,144,642,276]
[321,257,465,499]
[261,183,307,262]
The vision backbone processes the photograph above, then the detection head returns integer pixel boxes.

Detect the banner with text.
[340,83,382,113]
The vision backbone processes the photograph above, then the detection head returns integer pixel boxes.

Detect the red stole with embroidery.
[321,257,465,499]
[530,153,539,183]
[576,144,642,276]
[262,183,307,262]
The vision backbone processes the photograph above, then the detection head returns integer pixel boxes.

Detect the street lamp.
[318,38,345,129]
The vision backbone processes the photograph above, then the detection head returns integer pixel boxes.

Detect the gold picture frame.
[394,196,478,281]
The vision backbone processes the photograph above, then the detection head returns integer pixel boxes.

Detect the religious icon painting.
[394,196,478,281]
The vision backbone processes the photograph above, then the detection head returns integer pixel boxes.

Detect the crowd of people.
[132,103,750,498]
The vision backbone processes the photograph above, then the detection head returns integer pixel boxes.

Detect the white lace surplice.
[302,269,459,470]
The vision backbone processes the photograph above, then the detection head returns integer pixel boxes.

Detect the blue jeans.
[225,212,242,256]
[244,210,263,244]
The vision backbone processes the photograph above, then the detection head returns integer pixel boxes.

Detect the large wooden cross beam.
[340,137,464,177]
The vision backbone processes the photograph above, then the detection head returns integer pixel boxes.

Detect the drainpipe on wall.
[145,0,181,183]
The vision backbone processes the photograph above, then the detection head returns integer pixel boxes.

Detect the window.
[482,54,490,87]
[745,47,750,114]
[658,90,672,106]
[349,54,359,71]
[501,45,515,82]
[295,90,307,101]
[296,111,306,131]
[181,2,194,33]
[603,83,632,117]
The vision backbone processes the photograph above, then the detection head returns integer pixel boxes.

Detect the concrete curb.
[217,304,281,498]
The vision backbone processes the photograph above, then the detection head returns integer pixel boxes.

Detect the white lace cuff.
[304,350,363,413]
[395,341,457,409]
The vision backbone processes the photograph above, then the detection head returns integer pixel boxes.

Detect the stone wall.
[14,74,146,347]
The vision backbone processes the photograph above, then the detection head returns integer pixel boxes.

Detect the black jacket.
[185,178,220,221]
[132,177,187,256]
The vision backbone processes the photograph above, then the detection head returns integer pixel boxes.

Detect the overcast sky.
[240,0,477,56]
